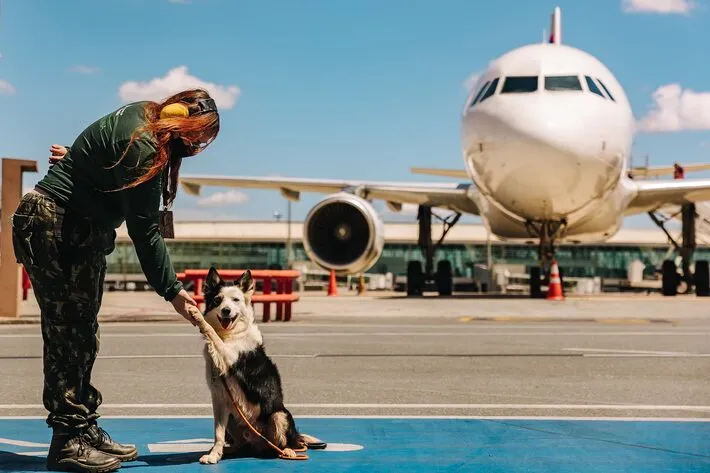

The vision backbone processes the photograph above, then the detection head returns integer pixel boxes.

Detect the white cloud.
[118,66,240,110]
[70,65,100,74]
[0,80,16,95]
[622,0,695,14]
[196,190,249,207]
[637,83,710,132]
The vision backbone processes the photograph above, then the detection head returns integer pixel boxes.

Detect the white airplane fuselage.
[460,42,637,243]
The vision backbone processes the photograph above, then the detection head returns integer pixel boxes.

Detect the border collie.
[194,267,325,464]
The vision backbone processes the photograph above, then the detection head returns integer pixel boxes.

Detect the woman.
[11,88,219,473]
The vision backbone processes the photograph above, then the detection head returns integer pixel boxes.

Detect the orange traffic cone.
[327,269,338,296]
[546,261,564,301]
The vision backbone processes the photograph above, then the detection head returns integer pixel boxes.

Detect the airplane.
[179,6,710,298]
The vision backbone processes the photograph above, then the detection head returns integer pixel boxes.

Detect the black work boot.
[46,427,121,473]
[83,424,138,462]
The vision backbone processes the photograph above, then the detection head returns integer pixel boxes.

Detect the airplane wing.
[410,167,469,179]
[179,175,481,215]
[625,178,710,215]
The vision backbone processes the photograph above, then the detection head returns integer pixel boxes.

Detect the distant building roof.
[114,220,688,247]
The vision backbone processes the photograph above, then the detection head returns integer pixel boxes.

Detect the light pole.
[286,200,293,268]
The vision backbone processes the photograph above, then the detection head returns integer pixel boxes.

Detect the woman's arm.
[116,138,183,302]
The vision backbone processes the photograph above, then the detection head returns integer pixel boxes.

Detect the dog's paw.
[281,448,296,458]
[199,453,221,464]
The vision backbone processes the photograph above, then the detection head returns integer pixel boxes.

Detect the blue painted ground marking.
[0,418,708,472]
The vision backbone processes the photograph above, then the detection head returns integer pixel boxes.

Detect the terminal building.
[107,220,710,285]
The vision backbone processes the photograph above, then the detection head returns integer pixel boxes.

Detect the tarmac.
[4,288,710,324]
[1,290,708,472]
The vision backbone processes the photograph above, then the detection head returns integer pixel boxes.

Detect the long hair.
[112,88,220,208]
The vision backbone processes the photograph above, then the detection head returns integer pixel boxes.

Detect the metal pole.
[286,200,293,268]
[486,228,492,268]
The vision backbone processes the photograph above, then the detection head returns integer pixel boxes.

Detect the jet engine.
[303,192,385,274]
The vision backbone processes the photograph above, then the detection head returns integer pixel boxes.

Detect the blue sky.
[1,0,709,228]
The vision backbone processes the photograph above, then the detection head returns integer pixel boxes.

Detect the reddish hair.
[112,88,220,208]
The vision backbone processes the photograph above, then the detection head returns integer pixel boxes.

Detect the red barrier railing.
[178,269,300,322]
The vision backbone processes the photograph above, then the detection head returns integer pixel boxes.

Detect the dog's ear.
[238,269,255,300]
[204,266,224,296]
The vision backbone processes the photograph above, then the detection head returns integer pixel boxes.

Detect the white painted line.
[161,438,214,444]
[13,450,48,457]
[584,354,710,358]
[94,354,315,359]
[564,348,698,355]
[0,437,49,447]
[1,403,709,411]
[1,415,709,422]
[291,403,710,411]
[323,443,364,451]
[0,404,212,409]
[148,442,212,453]
[1,331,707,339]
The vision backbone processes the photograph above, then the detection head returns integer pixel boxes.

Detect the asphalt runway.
[1,297,709,471]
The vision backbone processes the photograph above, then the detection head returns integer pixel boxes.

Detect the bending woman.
[11,88,219,473]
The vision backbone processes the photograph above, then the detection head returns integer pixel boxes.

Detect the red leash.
[219,376,309,460]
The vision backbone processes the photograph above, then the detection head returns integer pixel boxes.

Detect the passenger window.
[596,78,616,102]
[501,76,538,93]
[585,76,605,98]
[479,78,499,102]
[544,75,582,91]
[469,80,490,107]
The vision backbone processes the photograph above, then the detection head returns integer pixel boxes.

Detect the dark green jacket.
[36,101,182,302]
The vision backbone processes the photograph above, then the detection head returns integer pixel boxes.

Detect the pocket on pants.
[11,214,36,266]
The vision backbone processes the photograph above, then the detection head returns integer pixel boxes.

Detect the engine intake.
[303,192,385,274]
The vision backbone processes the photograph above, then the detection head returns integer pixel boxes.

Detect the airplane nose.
[464,105,621,220]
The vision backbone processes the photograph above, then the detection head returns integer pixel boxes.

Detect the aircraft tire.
[435,260,453,296]
[530,266,542,298]
[661,259,677,296]
[695,260,709,297]
[406,261,424,296]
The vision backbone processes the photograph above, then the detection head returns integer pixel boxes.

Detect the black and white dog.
[194,267,324,465]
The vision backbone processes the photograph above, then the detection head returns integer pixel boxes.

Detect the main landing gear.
[648,204,710,297]
[526,220,566,298]
[406,205,461,296]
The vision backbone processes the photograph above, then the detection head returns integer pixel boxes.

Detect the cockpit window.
[469,80,490,107]
[544,75,582,91]
[501,76,538,93]
[479,77,499,103]
[596,78,616,102]
[585,76,605,98]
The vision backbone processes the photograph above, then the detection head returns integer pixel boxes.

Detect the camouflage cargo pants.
[11,191,116,431]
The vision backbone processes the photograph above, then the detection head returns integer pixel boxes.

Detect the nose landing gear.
[526,220,566,298]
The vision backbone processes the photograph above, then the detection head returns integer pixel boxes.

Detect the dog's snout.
[220,307,232,317]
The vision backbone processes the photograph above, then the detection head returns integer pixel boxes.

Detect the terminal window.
[501,76,538,93]
[544,75,582,91]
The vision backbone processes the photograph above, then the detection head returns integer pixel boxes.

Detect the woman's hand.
[48,144,68,165]
[171,289,203,326]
